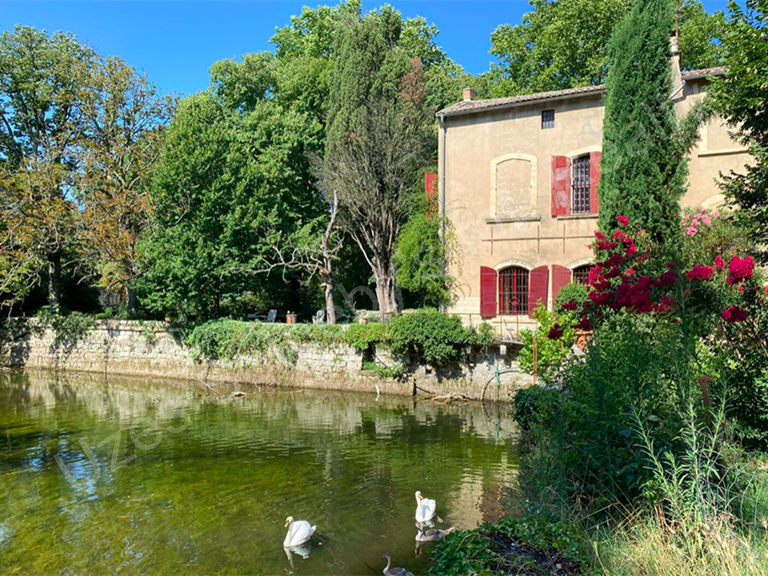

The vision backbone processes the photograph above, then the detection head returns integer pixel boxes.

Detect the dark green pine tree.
[598,0,708,246]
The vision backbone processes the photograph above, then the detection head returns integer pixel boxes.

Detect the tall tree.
[0,26,96,310]
[597,0,709,245]
[711,0,768,263]
[76,56,174,312]
[138,69,323,318]
[486,0,724,97]
[324,9,431,317]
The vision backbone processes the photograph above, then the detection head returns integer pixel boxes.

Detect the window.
[572,155,591,213]
[572,264,591,286]
[499,267,529,315]
[542,109,555,129]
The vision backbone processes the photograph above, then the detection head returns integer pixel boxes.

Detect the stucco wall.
[440,75,751,334]
[0,320,530,402]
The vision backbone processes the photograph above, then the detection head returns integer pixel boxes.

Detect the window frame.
[571,154,591,213]
[541,109,555,130]
[572,264,591,286]
[498,266,530,315]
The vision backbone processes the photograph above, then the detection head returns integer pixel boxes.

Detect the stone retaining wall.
[0,320,531,401]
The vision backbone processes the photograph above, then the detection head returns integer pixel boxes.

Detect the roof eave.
[436,88,607,119]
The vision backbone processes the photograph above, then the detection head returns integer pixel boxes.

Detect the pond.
[0,370,520,576]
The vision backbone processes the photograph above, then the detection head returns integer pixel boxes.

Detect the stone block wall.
[0,320,531,400]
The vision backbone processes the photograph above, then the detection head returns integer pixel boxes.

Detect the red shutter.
[551,265,572,304]
[551,156,571,216]
[589,152,601,214]
[528,265,549,317]
[480,266,498,318]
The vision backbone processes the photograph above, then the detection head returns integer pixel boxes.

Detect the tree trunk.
[373,263,399,319]
[126,285,137,314]
[323,278,336,325]
[47,251,62,312]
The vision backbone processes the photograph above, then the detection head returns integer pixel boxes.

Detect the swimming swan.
[283,516,316,547]
[414,491,436,523]
[381,552,414,576]
[415,525,455,542]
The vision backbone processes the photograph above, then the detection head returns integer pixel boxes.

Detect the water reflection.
[0,369,519,575]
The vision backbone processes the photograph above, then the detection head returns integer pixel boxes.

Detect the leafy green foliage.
[518,303,576,382]
[394,213,453,308]
[711,0,768,264]
[486,0,724,97]
[388,310,494,366]
[554,282,589,311]
[429,516,590,576]
[343,322,389,352]
[597,0,705,247]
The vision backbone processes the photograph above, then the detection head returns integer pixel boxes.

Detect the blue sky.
[2,1,732,98]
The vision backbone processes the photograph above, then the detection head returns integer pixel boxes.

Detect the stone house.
[435,39,750,338]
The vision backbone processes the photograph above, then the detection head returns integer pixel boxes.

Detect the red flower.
[617,216,629,227]
[721,305,748,323]
[727,256,754,285]
[560,299,578,311]
[574,317,592,331]
[653,271,679,288]
[597,240,619,252]
[714,255,726,270]
[547,324,564,340]
[687,265,715,281]
[625,268,635,276]
[594,231,607,240]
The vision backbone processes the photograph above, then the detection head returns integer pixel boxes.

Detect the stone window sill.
[485,215,542,224]
[556,213,598,220]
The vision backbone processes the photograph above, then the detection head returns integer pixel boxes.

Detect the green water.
[0,370,519,576]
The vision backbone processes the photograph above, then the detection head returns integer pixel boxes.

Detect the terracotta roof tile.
[437,67,725,118]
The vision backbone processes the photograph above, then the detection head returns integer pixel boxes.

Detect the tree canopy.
[486,0,725,97]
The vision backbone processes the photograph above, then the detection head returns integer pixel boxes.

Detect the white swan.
[381,552,414,576]
[414,491,436,523]
[283,516,316,547]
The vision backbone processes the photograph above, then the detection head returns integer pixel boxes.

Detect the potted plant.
[286,311,297,325]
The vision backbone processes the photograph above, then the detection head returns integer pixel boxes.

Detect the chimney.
[670,34,683,98]
[462,87,475,102]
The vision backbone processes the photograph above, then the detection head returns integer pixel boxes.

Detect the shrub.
[388,310,493,366]
[554,282,588,311]
[343,322,389,352]
[517,303,576,382]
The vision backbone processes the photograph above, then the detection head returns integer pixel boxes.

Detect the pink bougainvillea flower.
[594,231,607,240]
[560,299,578,311]
[764,285,768,295]
[617,216,629,227]
[687,265,715,281]
[714,255,726,270]
[547,323,564,340]
[721,305,748,323]
[727,256,754,285]
[625,268,635,276]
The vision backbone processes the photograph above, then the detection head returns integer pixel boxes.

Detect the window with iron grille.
[542,109,555,129]
[499,267,529,315]
[573,264,591,286]
[572,155,591,213]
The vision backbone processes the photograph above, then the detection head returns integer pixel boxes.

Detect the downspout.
[671,78,686,100]
[438,113,447,312]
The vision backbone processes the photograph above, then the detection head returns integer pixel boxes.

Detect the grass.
[594,516,768,576]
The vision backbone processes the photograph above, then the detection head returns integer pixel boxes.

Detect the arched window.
[499,267,529,315]
[572,264,591,286]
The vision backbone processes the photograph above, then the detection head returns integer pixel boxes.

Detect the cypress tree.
[597,0,691,246]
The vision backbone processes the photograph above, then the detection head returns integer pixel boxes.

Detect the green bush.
[343,322,389,352]
[429,516,589,576]
[389,310,494,366]
[517,303,576,382]
[554,282,588,310]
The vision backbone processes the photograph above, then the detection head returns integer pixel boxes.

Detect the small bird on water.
[381,552,414,576]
